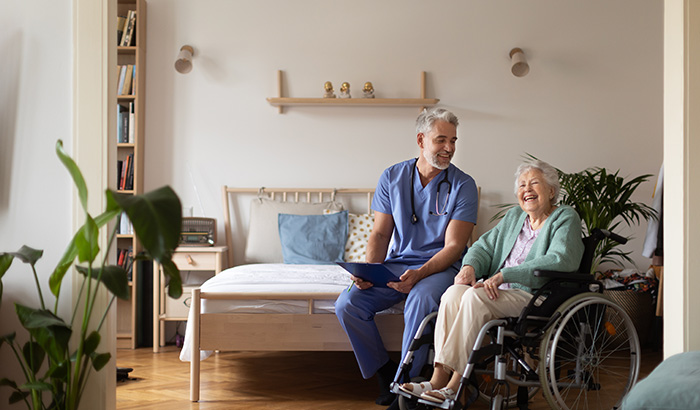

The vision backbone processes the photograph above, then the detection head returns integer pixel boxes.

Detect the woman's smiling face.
[517,169,554,217]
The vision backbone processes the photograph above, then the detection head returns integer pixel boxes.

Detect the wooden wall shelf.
[267,70,439,113]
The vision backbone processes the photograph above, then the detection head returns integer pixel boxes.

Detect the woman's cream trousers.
[433,284,532,375]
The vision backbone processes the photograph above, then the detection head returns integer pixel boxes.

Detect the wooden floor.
[116,346,662,410]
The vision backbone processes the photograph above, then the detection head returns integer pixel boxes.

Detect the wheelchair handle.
[592,228,627,245]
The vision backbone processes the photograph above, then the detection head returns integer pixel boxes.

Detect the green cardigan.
[462,205,584,294]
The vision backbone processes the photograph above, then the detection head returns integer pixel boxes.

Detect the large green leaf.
[7,246,43,266]
[49,208,121,297]
[106,187,182,262]
[15,304,72,361]
[162,258,183,299]
[0,378,18,388]
[19,381,53,392]
[83,331,101,356]
[9,391,29,404]
[22,341,45,374]
[91,352,111,371]
[0,253,13,277]
[56,139,88,212]
[76,265,130,300]
[74,215,100,264]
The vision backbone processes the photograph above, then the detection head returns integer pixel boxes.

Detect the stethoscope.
[410,158,452,224]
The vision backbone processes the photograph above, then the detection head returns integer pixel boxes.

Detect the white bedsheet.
[179,263,403,361]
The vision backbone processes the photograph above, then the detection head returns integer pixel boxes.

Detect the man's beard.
[423,151,450,170]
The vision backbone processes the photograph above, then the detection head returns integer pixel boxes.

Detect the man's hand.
[350,275,373,290]
[454,265,477,286]
[387,269,422,294]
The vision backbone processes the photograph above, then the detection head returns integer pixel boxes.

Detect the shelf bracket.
[277,70,284,114]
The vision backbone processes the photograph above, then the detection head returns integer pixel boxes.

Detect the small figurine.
[323,81,336,98]
[362,81,375,98]
[339,82,351,98]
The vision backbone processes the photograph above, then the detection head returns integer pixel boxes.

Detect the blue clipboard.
[336,262,400,288]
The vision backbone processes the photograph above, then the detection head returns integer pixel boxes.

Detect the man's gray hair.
[513,160,561,206]
[416,107,459,135]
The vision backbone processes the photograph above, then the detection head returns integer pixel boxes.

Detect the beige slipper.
[398,381,433,397]
[421,387,456,404]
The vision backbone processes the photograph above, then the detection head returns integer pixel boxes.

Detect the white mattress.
[179,263,403,361]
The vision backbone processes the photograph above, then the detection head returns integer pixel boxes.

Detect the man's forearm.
[413,244,463,278]
[366,232,390,263]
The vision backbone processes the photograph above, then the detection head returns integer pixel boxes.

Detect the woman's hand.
[474,272,504,300]
[454,265,477,286]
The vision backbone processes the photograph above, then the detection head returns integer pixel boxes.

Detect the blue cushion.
[278,211,348,264]
[620,351,700,409]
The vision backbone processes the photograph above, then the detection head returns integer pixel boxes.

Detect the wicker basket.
[605,289,654,346]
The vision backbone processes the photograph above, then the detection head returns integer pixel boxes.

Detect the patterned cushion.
[344,213,374,262]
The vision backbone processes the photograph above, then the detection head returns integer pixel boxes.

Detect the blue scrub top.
[372,158,478,267]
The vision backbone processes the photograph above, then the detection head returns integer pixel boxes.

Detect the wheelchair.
[391,229,641,410]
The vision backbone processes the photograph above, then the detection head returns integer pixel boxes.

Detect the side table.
[153,245,228,353]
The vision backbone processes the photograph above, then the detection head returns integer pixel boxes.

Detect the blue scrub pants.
[335,263,457,380]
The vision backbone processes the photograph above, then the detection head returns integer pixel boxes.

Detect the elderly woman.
[399,160,584,404]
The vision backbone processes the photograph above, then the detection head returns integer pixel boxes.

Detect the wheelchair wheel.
[538,292,640,410]
[474,347,539,408]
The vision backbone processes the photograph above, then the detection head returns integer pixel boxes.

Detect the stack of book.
[117,102,134,143]
[117,10,137,47]
[117,247,134,281]
[117,153,135,191]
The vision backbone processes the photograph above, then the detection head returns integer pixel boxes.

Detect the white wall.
[145,0,663,270]
[0,0,73,407]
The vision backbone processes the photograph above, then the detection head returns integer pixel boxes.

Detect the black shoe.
[385,396,400,410]
[375,359,399,405]
[376,392,396,406]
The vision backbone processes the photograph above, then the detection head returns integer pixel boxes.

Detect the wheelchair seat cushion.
[620,350,700,409]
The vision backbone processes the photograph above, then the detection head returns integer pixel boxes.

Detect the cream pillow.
[244,198,344,263]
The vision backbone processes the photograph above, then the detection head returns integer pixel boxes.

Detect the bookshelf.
[115,0,146,349]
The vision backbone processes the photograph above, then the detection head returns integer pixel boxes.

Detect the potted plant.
[493,155,657,274]
[0,140,184,410]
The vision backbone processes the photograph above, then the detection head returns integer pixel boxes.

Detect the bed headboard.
[221,187,375,267]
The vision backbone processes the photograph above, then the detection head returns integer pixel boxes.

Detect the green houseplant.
[0,140,184,410]
[493,155,657,274]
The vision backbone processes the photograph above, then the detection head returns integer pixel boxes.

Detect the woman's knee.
[441,284,469,304]
[460,287,490,310]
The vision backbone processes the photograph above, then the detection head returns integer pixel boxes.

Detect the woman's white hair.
[415,107,459,135]
[514,160,560,206]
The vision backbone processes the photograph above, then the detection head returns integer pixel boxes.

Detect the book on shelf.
[117,160,123,188]
[117,65,127,95]
[116,247,134,280]
[117,103,129,143]
[119,154,131,190]
[117,15,126,45]
[120,10,136,47]
[125,153,134,190]
[128,102,135,143]
[118,212,134,235]
[122,65,134,95]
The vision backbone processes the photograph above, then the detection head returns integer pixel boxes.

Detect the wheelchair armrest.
[533,269,594,282]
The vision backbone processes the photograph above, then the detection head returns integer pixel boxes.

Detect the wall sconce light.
[174,45,194,74]
[509,47,529,77]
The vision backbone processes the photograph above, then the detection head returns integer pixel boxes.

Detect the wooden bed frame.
[188,187,405,401]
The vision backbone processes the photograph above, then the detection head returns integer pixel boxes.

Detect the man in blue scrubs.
[335,108,478,408]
